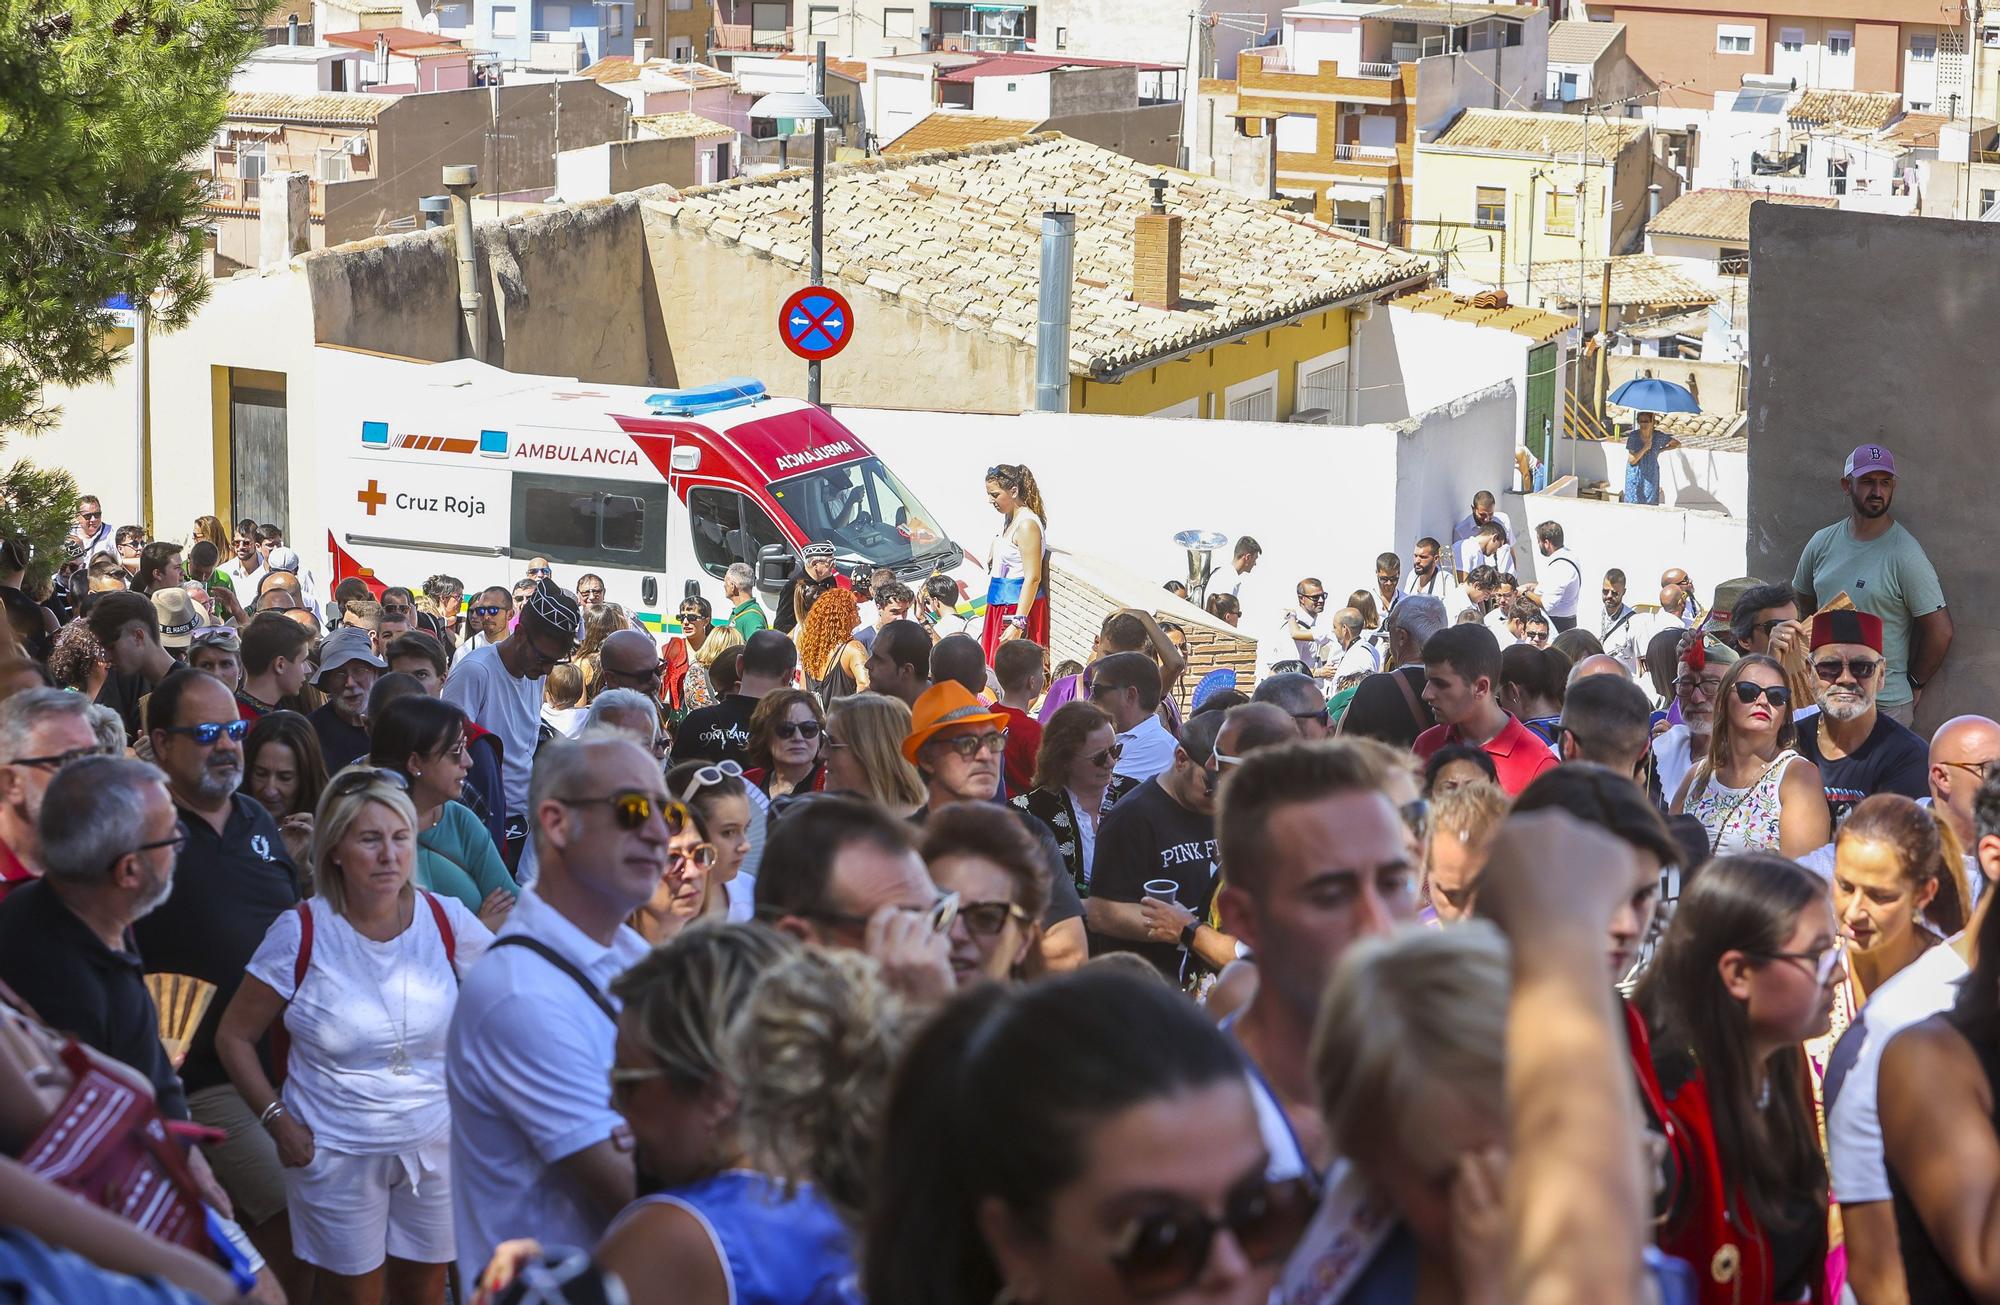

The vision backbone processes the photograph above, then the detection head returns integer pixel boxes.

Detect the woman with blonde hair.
[796,585,868,704]
[215,766,491,1305]
[681,625,745,714]
[981,464,1048,663]
[1671,652,1827,859]
[628,802,723,946]
[822,692,927,816]
[1833,793,1967,1004]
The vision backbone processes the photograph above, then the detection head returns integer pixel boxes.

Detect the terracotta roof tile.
[1532,254,1716,309]
[1429,108,1647,160]
[883,112,1039,155]
[225,91,399,125]
[634,111,737,140]
[1788,89,1903,131]
[1646,188,1836,242]
[1546,19,1622,66]
[646,134,1434,375]
[581,55,643,83]
[1390,288,1574,343]
[325,26,464,52]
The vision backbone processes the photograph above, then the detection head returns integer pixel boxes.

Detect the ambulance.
[314,348,982,632]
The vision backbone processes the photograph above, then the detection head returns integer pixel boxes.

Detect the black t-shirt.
[0,881,188,1120]
[133,794,301,1094]
[1085,777,1217,982]
[670,694,758,768]
[1793,711,1928,823]
[95,669,154,743]
[1339,666,1433,748]
[309,702,373,774]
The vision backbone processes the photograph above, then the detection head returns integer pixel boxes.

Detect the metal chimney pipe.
[442,164,483,360]
[1648,183,1662,221]
[419,195,450,228]
[1035,210,1075,413]
[287,13,299,44]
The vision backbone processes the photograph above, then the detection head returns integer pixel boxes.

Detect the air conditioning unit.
[346,135,369,155]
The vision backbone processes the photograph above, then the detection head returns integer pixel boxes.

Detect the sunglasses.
[162,719,251,746]
[1522,629,1550,645]
[1400,797,1430,842]
[10,744,114,771]
[1297,592,1328,604]
[1109,1176,1319,1298]
[957,898,1031,937]
[773,719,824,742]
[527,566,552,578]
[80,511,102,521]
[1750,618,1788,639]
[938,730,1006,759]
[471,604,505,618]
[679,611,708,623]
[1731,681,1791,707]
[677,758,745,803]
[1085,742,1124,768]
[561,790,689,833]
[797,891,960,937]
[381,603,411,617]
[1814,656,1881,684]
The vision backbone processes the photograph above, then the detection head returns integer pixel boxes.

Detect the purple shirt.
[1038,672,1083,725]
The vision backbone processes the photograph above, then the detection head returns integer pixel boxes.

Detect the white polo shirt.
[1539,547,1583,619]
[447,886,648,1287]
[1114,713,1179,785]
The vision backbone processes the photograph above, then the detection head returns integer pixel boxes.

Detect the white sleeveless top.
[989,507,1042,581]
[1685,749,1799,855]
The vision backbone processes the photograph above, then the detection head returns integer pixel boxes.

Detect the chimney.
[1648,182,1662,221]
[442,164,484,359]
[1132,176,1181,310]
[259,171,312,270]
[633,36,652,63]
[1036,209,1075,412]
[287,13,299,44]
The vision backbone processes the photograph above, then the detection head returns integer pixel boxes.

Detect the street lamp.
[749,47,832,404]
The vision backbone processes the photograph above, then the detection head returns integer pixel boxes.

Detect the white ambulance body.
[314,349,981,633]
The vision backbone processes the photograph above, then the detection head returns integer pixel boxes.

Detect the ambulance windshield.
[768,457,953,568]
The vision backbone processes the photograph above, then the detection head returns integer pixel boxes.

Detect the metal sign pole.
[809,41,827,405]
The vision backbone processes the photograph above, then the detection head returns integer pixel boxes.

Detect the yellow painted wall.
[1072,308,1352,419]
[1410,146,1621,290]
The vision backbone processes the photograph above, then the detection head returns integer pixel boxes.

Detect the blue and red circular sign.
[779,285,854,361]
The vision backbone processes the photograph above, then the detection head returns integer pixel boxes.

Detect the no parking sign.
[779,286,854,361]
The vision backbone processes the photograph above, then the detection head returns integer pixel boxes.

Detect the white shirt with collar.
[1263,606,1333,676]
[1113,713,1178,785]
[1600,604,1641,674]
[218,555,266,595]
[447,886,649,1288]
[1400,566,1464,617]
[1539,547,1582,618]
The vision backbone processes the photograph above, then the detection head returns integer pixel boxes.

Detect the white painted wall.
[866,61,936,144]
[1553,435,1748,516]
[832,383,1520,630]
[1287,15,1362,75]
[233,48,369,93]
[1505,482,1749,610]
[971,72,1055,119]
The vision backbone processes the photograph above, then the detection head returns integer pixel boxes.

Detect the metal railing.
[1331,143,1396,161]
[710,20,794,47]
[529,28,585,42]
[1356,60,1400,77]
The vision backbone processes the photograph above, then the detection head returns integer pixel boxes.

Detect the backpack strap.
[419,890,458,979]
[290,901,314,1000]
[489,935,617,1023]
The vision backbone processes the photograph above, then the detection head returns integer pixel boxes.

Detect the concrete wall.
[1507,481,1748,609]
[832,381,1519,627]
[1188,82,1278,201]
[1354,302,1570,460]
[1748,203,2000,733]
[1554,434,1748,515]
[324,80,632,243]
[1410,23,1553,143]
[1039,103,1180,167]
[557,135,705,197]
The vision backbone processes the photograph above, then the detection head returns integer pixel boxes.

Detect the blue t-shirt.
[613,1170,859,1305]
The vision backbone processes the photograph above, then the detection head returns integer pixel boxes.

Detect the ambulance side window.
[511,473,668,569]
[687,486,786,578]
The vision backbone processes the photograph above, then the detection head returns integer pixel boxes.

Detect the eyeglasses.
[381,604,411,618]
[786,891,961,937]
[1400,797,1430,842]
[677,758,745,804]
[1108,1176,1319,1298]
[560,790,689,833]
[670,842,719,873]
[1750,618,1788,640]
[577,588,606,600]
[1297,592,1328,605]
[1673,675,1724,697]
[1814,656,1881,684]
[1942,759,1996,781]
[1731,681,1791,708]
[1291,706,1329,726]
[130,821,191,859]
[1757,944,1844,987]
[773,719,824,742]
[1085,742,1124,768]
[9,744,114,771]
[956,898,1031,937]
[471,605,505,618]
[937,730,1005,759]
[162,719,251,746]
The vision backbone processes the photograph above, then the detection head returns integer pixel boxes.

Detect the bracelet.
[258,1100,287,1127]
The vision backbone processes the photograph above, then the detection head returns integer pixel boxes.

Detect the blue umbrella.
[1607,377,1701,415]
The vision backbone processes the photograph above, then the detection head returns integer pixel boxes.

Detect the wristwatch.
[1178,919,1201,951]
[1908,673,1927,691]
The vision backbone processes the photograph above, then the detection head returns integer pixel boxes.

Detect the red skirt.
[981,587,1050,665]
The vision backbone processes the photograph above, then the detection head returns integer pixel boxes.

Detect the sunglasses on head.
[163,719,251,746]
[1732,681,1791,707]
[1109,1176,1320,1299]
[562,790,689,833]
[677,759,744,804]
[1814,656,1881,684]
[325,766,410,797]
[773,719,823,741]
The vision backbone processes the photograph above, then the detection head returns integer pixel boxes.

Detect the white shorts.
[284,1136,454,1276]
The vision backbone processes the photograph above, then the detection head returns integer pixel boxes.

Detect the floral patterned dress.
[1683,751,1799,856]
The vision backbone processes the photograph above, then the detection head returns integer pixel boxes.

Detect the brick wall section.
[1132,211,1182,310]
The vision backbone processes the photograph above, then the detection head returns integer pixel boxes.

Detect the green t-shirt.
[1792,519,1945,708]
[730,598,769,638]
[416,800,519,914]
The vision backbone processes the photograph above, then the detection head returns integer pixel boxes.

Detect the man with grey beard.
[134,669,305,1292]
[1792,609,1928,823]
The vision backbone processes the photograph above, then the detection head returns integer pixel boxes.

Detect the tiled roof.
[646,134,1434,376]
[634,111,737,140]
[224,91,399,125]
[1390,288,1574,343]
[1532,254,1716,309]
[883,112,1039,156]
[1606,407,1745,450]
[1364,2,1533,24]
[325,26,465,52]
[1646,188,1836,242]
[1546,19,1623,66]
[1788,89,1902,131]
[649,61,740,91]
[1880,111,1951,148]
[773,52,870,82]
[1429,108,1647,159]
[581,55,644,82]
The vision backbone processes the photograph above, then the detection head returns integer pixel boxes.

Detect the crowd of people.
[0,442,1989,1305]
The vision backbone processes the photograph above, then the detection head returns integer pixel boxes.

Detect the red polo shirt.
[0,835,35,906]
[1413,713,1559,796]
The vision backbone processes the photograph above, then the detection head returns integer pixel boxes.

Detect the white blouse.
[247,894,491,1154]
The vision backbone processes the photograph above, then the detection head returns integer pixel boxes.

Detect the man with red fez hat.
[1792,608,1928,822]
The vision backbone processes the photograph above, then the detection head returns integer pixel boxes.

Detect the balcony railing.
[1356,60,1401,77]
[710,20,793,47]
[1332,143,1397,161]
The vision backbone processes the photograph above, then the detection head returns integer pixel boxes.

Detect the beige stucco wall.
[637,198,1037,410]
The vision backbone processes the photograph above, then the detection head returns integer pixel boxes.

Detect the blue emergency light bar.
[644,378,768,417]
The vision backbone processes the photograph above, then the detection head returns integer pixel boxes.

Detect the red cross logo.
[358,480,387,516]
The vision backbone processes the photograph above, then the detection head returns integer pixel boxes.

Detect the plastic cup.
[1143,878,1180,902]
